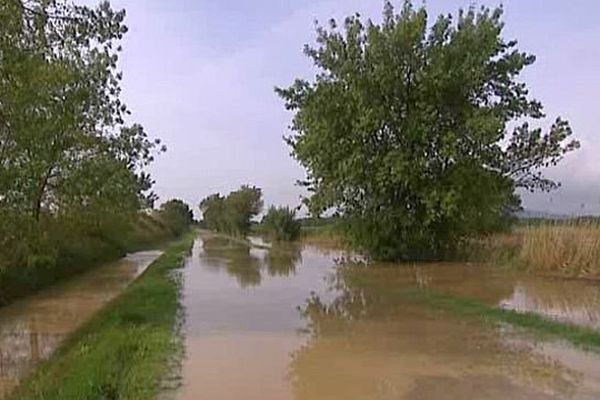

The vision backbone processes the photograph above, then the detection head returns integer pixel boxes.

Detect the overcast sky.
[100,0,599,216]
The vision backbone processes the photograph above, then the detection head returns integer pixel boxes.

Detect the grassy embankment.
[9,231,196,400]
[0,213,181,307]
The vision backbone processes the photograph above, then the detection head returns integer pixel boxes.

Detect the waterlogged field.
[3,231,600,399]
[175,232,600,400]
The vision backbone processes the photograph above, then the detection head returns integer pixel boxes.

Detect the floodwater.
[178,233,600,400]
[0,250,162,398]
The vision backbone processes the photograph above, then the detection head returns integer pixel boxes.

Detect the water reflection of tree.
[201,236,304,287]
[265,244,301,277]
[291,265,579,400]
[201,236,263,288]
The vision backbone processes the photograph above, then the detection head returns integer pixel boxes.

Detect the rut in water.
[176,232,600,400]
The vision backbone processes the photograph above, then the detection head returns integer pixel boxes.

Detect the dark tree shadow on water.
[265,243,302,278]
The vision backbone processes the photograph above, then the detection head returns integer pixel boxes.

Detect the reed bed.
[519,221,600,278]
[300,225,348,250]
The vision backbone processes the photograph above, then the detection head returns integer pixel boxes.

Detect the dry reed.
[519,221,600,278]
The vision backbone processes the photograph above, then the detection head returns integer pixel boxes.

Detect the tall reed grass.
[519,221,600,278]
[300,224,348,249]
[302,218,600,279]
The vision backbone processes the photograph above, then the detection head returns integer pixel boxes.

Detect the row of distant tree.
[198,185,301,241]
[156,185,302,243]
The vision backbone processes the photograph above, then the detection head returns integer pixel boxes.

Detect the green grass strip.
[10,231,196,400]
[421,290,600,351]
[346,273,600,351]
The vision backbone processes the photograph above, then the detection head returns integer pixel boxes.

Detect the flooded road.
[179,233,600,400]
[0,250,162,398]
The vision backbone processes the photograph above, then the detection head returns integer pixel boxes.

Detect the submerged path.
[177,232,600,400]
[0,250,162,398]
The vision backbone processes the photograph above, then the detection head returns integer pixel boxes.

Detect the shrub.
[261,207,301,241]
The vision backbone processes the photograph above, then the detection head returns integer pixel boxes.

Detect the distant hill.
[516,209,571,220]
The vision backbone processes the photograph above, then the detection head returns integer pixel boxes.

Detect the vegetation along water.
[1,0,599,399]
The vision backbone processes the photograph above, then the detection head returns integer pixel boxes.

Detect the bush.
[261,207,301,241]
[156,199,194,236]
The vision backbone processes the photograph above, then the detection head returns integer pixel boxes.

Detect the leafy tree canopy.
[277,1,579,260]
[199,186,263,237]
[158,199,194,236]
[0,0,164,267]
[0,0,163,225]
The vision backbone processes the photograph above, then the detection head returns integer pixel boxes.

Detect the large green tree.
[0,1,161,223]
[277,2,579,260]
[0,1,163,263]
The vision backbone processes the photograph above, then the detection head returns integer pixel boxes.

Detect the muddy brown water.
[178,233,600,400]
[0,250,162,398]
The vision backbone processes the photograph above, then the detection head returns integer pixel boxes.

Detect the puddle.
[0,250,162,398]
[177,233,600,399]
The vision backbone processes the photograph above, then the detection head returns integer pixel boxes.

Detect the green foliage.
[0,0,164,286]
[0,0,162,221]
[277,1,579,260]
[0,213,179,306]
[199,185,263,237]
[157,199,194,236]
[0,0,166,300]
[9,233,196,400]
[261,206,301,241]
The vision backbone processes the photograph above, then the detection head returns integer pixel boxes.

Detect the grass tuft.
[301,224,348,249]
